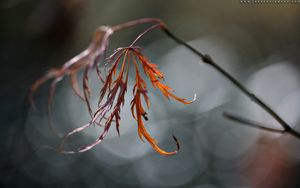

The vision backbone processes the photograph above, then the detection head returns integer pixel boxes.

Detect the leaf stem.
[111,18,163,32]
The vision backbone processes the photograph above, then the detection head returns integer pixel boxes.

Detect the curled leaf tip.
[172,135,180,151]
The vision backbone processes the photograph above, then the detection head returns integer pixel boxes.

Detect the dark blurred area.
[1,0,300,187]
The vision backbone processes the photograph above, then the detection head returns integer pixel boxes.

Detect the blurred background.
[1,0,300,187]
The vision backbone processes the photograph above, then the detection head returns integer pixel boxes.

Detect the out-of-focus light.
[242,62,300,137]
[156,36,237,113]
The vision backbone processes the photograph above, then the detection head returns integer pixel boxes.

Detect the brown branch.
[157,25,300,140]
[223,112,285,134]
[223,112,300,139]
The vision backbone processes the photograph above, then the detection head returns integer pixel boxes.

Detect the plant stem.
[111,18,162,32]
[129,24,161,47]
[223,112,285,134]
[223,112,300,139]
[160,26,300,139]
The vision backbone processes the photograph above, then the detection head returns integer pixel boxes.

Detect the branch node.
[202,54,212,64]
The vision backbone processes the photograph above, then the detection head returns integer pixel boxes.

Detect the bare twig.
[157,24,300,140]
[223,112,300,139]
[223,112,285,134]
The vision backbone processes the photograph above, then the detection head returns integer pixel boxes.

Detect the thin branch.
[223,112,285,134]
[158,25,300,140]
[223,112,300,139]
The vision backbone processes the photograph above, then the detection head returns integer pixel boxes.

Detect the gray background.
[1,0,300,187]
